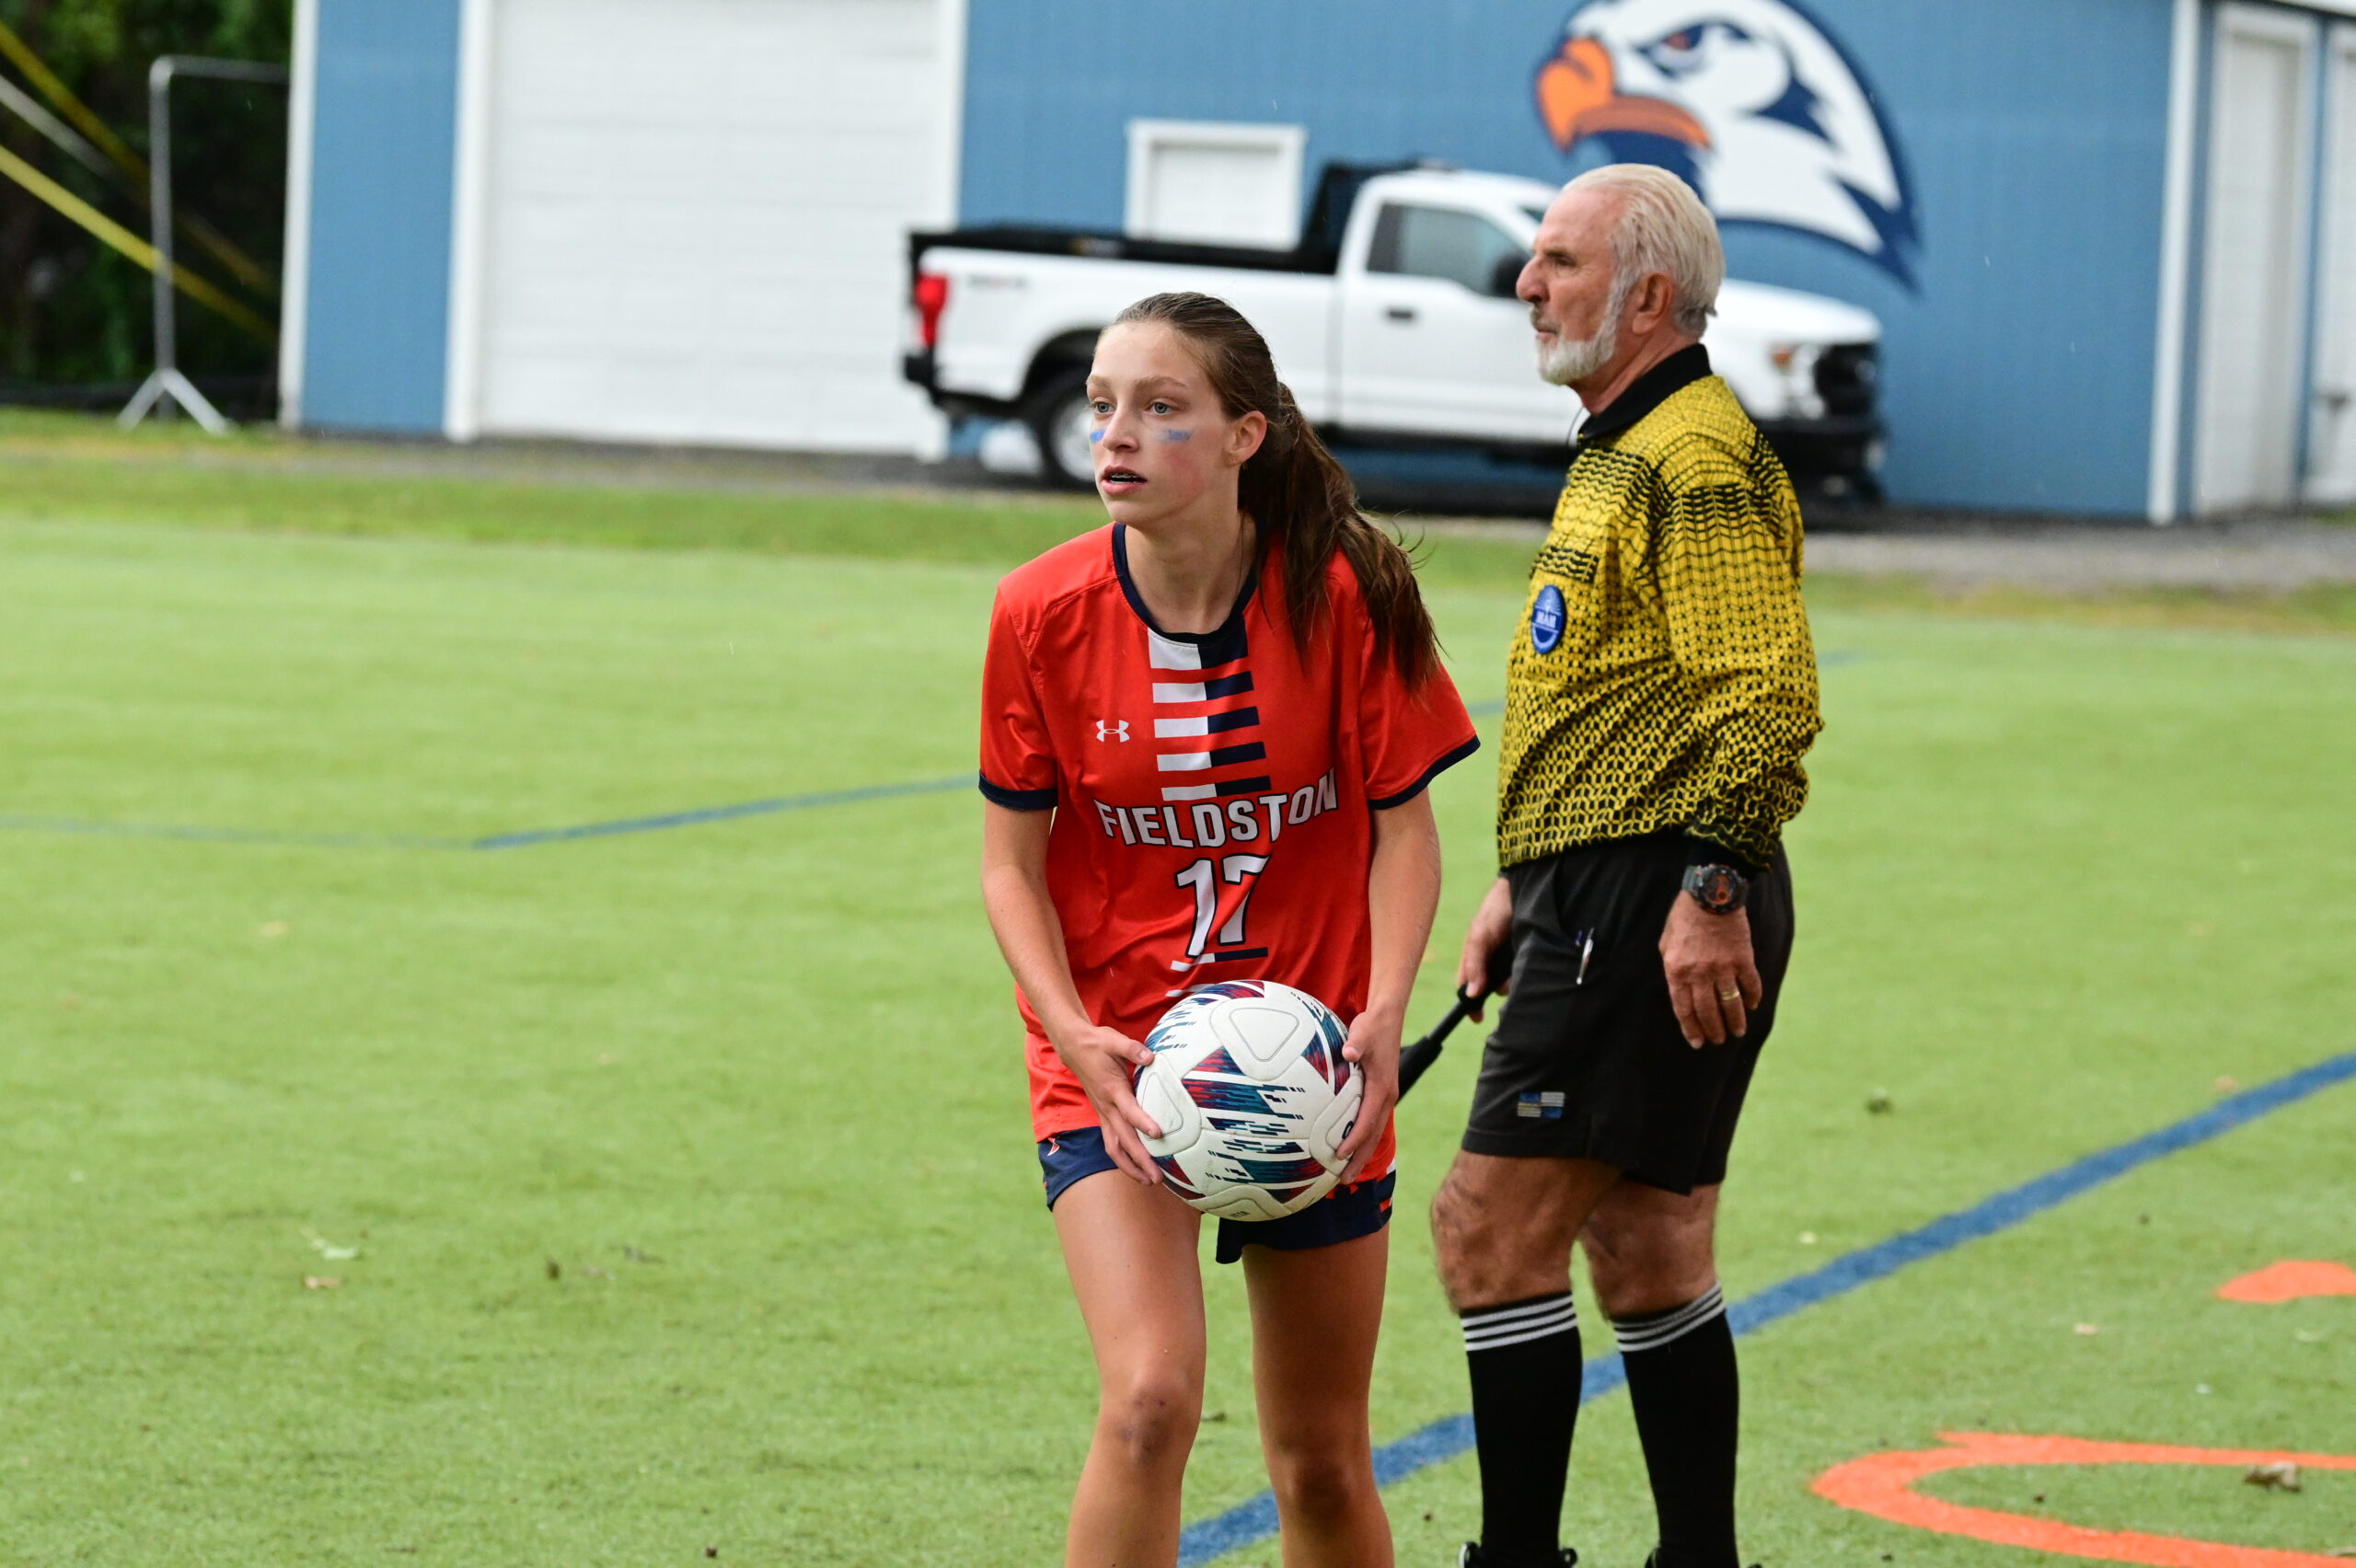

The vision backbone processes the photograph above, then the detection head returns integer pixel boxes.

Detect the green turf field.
[1,421,2350,1566]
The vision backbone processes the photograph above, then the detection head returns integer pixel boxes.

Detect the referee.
[1435,165,1821,1568]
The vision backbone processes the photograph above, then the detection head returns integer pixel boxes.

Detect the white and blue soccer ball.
[1132,980,1361,1222]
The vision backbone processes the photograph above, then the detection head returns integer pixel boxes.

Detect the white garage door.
[2194,4,2315,513]
[2309,24,2356,506]
[454,0,954,452]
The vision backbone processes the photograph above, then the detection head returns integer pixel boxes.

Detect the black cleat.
[1459,1547,1576,1568]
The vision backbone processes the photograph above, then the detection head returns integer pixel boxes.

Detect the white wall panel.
[2194,5,2316,512]
[462,0,953,452]
[2310,25,2356,505]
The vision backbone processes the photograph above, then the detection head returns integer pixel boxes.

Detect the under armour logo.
[1096,720,1129,742]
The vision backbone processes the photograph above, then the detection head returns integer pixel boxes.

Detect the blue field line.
[0,651,1861,854]
[1172,1047,2356,1566]
[0,813,462,850]
[468,776,973,848]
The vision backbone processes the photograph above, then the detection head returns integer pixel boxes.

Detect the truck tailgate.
[922,247,1337,420]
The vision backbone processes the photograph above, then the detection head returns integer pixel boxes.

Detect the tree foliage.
[0,0,290,400]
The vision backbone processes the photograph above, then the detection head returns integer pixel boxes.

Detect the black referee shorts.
[1461,830,1794,1193]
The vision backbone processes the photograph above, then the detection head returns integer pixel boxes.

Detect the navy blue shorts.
[1039,1126,1394,1266]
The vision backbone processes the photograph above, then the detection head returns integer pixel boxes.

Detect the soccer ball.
[1132,980,1361,1222]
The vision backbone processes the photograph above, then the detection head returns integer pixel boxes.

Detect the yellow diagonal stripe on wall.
[0,18,280,298]
[0,144,274,342]
[0,18,144,184]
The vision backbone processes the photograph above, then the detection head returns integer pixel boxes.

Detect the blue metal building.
[280,0,463,437]
[283,0,2356,518]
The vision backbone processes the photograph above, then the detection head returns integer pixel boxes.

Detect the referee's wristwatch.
[1680,862,1749,916]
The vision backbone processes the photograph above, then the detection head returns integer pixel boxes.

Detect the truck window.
[1366,204,1527,295]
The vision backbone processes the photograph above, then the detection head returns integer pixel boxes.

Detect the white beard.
[1537,316,1617,386]
[1534,271,1634,386]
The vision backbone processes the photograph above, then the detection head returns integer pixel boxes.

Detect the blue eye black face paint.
[1089,429,1104,444]
[1161,429,1194,443]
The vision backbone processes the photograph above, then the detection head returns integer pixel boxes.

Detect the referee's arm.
[1654,469,1822,873]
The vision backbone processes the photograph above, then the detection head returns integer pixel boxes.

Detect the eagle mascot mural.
[1535,0,1921,285]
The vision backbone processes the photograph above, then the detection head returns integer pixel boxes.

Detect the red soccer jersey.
[979,524,1479,1167]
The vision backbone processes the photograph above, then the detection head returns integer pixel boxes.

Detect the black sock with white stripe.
[1612,1284,1738,1568]
[1461,1292,1581,1568]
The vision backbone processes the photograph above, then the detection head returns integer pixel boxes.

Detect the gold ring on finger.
[1717,986,1742,1001]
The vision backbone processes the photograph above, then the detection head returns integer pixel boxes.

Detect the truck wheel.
[1027,370,1096,490]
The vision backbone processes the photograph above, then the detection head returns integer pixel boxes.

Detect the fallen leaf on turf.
[545,1260,561,1280]
[2214,1076,2239,1092]
[621,1246,663,1263]
[259,921,287,938]
[2074,1323,2099,1336]
[1865,1090,1893,1114]
[704,1549,718,1559]
[2245,1461,2301,1492]
[303,1228,360,1262]
[1203,1409,1226,1423]
[303,1275,340,1290]
[1798,1231,1819,1245]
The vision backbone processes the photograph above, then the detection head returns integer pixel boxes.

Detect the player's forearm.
[979,861,1097,1041]
[1364,793,1444,1026]
[977,818,1094,1042]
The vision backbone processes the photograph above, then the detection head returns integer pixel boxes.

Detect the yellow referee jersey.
[1496,344,1821,873]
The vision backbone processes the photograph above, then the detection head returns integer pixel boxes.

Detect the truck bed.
[907,160,1393,278]
[907,225,1335,276]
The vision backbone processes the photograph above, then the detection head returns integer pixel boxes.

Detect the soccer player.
[977,292,1478,1568]
[1435,167,1821,1568]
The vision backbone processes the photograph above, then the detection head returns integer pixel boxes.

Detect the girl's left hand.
[1333,1008,1403,1186]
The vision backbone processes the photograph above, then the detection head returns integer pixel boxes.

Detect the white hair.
[1564,163,1724,336]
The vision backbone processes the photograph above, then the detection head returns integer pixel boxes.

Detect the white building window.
[1125,120,1308,249]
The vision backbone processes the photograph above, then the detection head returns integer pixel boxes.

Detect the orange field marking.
[1813,1432,2356,1566]
[2216,1261,2356,1302]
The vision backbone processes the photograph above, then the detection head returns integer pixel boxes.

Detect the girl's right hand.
[1050,1024,1163,1184]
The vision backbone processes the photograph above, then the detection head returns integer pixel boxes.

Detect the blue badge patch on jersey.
[1530,583,1565,655]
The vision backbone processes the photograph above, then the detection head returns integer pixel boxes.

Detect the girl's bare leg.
[1054,1171,1207,1568]
[1243,1228,1393,1568]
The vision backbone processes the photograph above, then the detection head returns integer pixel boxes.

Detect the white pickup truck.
[905,162,1883,495]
